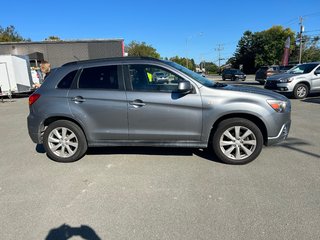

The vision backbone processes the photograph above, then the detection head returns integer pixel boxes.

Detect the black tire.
[222,77,226,81]
[293,83,309,99]
[43,120,87,162]
[212,118,263,164]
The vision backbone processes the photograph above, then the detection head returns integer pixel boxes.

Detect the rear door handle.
[71,96,86,103]
[129,99,146,107]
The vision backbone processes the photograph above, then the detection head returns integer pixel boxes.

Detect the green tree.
[291,35,320,63]
[169,56,196,70]
[233,26,296,73]
[126,41,160,58]
[203,62,219,74]
[0,25,29,42]
[45,36,62,41]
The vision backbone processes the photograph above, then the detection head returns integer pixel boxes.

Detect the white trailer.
[0,55,33,97]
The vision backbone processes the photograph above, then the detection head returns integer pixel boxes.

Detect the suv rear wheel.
[212,118,263,164]
[43,120,87,162]
[293,83,309,99]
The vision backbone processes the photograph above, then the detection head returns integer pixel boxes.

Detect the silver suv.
[265,62,320,99]
[27,57,291,164]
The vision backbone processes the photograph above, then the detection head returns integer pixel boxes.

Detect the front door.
[124,64,203,142]
[311,66,320,91]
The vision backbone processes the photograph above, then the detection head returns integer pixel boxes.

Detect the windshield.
[165,61,215,87]
[287,63,319,74]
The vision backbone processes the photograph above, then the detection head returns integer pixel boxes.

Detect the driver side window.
[128,64,185,92]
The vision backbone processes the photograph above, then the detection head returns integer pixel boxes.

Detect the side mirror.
[178,81,192,93]
[314,70,320,75]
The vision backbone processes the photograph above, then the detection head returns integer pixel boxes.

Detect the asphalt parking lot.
[1,82,320,240]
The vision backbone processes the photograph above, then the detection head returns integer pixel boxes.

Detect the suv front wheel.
[293,83,309,99]
[212,118,263,164]
[43,120,88,162]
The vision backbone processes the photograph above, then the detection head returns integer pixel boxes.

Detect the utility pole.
[215,44,224,73]
[299,16,304,64]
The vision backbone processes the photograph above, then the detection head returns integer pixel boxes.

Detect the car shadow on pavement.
[45,224,101,240]
[87,146,223,163]
[36,144,222,164]
[272,137,320,159]
[302,95,320,104]
[87,146,193,156]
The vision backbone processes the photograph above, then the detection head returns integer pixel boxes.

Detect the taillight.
[29,93,40,105]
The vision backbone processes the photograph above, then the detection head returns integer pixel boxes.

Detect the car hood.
[219,84,288,101]
[266,73,302,81]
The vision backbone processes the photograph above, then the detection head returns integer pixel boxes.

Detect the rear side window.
[57,70,77,89]
[78,65,118,89]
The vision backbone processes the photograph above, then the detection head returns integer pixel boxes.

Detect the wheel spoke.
[225,146,235,156]
[243,140,256,145]
[51,143,62,152]
[61,127,67,139]
[235,146,241,159]
[68,141,78,148]
[60,146,66,157]
[66,133,76,141]
[241,129,252,139]
[235,126,241,139]
[53,129,62,139]
[241,144,253,156]
[224,131,236,141]
[65,145,74,155]
[221,141,234,146]
[48,136,60,143]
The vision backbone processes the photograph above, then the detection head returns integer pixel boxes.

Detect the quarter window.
[57,70,77,89]
[79,65,118,89]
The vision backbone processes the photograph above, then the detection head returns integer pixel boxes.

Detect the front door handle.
[129,99,146,108]
[71,96,86,103]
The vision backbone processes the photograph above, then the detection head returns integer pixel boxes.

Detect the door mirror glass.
[314,69,320,75]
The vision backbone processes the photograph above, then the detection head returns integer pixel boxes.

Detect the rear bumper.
[27,114,43,144]
[267,121,291,145]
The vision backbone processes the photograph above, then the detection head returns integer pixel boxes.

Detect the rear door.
[68,64,128,142]
[124,64,203,142]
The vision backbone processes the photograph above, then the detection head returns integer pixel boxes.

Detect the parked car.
[153,72,169,84]
[265,62,320,99]
[27,57,291,165]
[255,65,280,84]
[279,64,296,73]
[222,69,246,81]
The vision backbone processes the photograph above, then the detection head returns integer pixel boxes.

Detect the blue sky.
[1,0,320,64]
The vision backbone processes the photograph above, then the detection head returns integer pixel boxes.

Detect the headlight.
[279,77,294,83]
[266,99,287,113]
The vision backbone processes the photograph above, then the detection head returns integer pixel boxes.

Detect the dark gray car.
[27,57,291,164]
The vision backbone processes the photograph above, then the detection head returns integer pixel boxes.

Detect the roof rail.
[62,56,162,67]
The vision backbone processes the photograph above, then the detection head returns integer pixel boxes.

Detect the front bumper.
[265,81,294,92]
[267,121,291,145]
